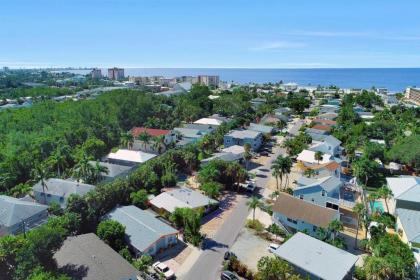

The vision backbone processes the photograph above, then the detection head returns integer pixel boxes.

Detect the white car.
[267,243,280,253]
[152,261,175,279]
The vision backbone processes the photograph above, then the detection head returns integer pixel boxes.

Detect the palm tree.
[91,161,109,184]
[31,164,50,204]
[282,138,294,155]
[120,132,134,150]
[72,153,95,183]
[152,135,166,154]
[51,143,72,177]
[304,168,316,178]
[314,151,323,164]
[271,161,282,191]
[243,143,252,170]
[137,131,151,151]
[247,196,262,221]
[353,202,365,249]
[328,219,343,241]
[281,156,292,188]
[378,186,392,213]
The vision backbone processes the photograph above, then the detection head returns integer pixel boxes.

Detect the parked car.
[245,182,256,192]
[224,251,236,260]
[260,151,269,157]
[267,243,280,253]
[221,271,239,280]
[152,262,175,279]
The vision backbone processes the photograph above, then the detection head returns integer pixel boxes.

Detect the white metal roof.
[107,149,156,164]
[274,232,358,280]
[297,150,333,165]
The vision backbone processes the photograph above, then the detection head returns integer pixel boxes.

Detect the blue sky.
[2,0,420,68]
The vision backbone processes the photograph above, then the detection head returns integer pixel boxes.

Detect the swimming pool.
[370,201,384,213]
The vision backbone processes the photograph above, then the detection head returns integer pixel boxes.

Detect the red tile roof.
[311,124,332,132]
[131,127,171,138]
[313,119,337,126]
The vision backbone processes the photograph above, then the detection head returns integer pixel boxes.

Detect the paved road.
[182,120,299,280]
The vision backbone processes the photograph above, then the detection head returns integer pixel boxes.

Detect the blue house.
[294,176,343,210]
[224,129,263,151]
[272,193,340,236]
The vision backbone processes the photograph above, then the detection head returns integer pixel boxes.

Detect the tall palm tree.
[137,131,151,151]
[271,161,282,191]
[91,161,109,184]
[378,186,392,213]
[328,219,343,241]
[247,196,262,221]
[281,156,292,188]
[353,202,365,249]
[152,135,166,154]
[52,143,72,177]
[72,153,95,183]
[120,132,134,150]
[31,164,50,204]
[243,143,252,170]
[314,151,323,164]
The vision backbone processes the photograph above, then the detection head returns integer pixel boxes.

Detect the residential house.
[248,123,274,134]
[312,118,337,127]
[224,129,263,151]
[131,127,176,150]
[54,233,142,280]
[0,195,49,236]
[33,178,95,208]
[272,193,340,236]
[106,149,156,166]
[297,150,334,166]
[309,135,342,156]
[317,113,338,121]
[194,117,225,126]
[150,187,218,215]
[306,124,331,135]
[173,127,207,146]
[88,161,134,183]
[105,206,178,256]
[201,145,245,166]
[250,98,266,109]
[273,232,358,280]
[299,161,341,179]
[320,104,340,114]
[294,176,343,210]
[386,176,420,263]
[184,123,217,134]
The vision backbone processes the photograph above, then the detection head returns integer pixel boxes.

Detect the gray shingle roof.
[396,208,420,243]
[0,195,48,227]
[32,178,95,198]
[89,161,133,178]
[226,129,261,139]
[174,127,203,138]
[296,176,342,193]
[249,123,274,134]
[274,232,358,280]
[105,205,178,252]
[54,233,141,280]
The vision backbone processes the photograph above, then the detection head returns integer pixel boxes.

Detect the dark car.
[224,251,237,260]
[260,151,269,157]
[221,271,239,280]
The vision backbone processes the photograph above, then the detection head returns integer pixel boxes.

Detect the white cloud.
[249,41,306,51]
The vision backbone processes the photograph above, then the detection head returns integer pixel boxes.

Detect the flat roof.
[226,129,261,139]
[274,232,358,280]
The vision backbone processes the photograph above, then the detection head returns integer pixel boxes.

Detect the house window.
[321,190,326,197]
[287,218,298,224]
[313,226,318,232]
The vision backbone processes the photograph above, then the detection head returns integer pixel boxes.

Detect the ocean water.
[68,68,420,92]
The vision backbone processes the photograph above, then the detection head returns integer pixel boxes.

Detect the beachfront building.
[273,232,358,280]
[405,87,420,106]
[0,195,49,236]
[224,129,263,151]
[90,68,102,79]
[108,67,124,80]
[197,75,219,87]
